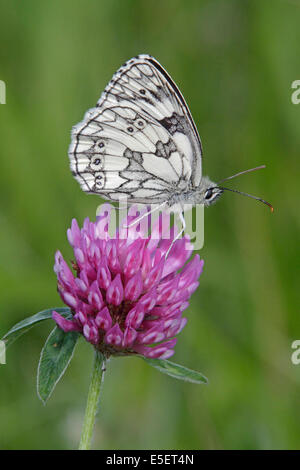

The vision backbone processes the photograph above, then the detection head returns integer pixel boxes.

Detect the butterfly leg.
[165,211,186,258]
[122,202,167,229]
[114,204,129,211]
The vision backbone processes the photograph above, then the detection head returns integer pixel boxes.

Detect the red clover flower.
[52,210,203,360]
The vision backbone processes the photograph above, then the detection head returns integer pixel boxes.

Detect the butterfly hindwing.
[69,55,203,203]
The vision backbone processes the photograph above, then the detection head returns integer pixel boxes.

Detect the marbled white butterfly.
[69,54,273,221]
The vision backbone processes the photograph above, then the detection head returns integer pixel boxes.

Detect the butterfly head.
[196,167,273,212]
[197,176,224,207]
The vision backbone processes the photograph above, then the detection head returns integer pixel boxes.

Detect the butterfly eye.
[205,188,214,200]
[127,126,134,133]
[139,89,146,95]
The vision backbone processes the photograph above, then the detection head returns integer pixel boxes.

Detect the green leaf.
[1,307,71,348]
[37,326,79,404]
[141,357,208,385]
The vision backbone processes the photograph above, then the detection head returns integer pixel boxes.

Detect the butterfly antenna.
[219,186,274,212]
[217,165,266,185]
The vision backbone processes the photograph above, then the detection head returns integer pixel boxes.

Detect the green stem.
[79,350,105,450]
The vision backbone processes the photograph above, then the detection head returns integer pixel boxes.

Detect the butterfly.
[69,54,273,229]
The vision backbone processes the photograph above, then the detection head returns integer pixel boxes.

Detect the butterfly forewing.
[69,55,202,204]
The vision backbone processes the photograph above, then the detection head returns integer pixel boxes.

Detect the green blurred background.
[0,0,299,450]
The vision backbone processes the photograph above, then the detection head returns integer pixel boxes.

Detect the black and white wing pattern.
[69,55,203,204]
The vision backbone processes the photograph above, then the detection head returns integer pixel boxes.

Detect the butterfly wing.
[69,55,203,204]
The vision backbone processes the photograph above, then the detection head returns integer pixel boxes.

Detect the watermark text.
[291,80,300,104]
[0,340,6,364]
[291,340,300,365]
[95,201,204,250]
[0,80,6,104]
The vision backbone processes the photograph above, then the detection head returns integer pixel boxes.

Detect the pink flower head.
[52,210,204,360]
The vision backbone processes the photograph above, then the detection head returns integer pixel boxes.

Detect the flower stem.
[79,350,105,450]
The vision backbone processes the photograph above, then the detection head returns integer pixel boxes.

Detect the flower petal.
[67,218,81,247]
[134,338,177,359]
[60,291,78,310]
[125,305,145,329]
[124,271,143,301]
[95,307,112,331]
[105,240,121,273]
[104,323,123,347]
[123,239,145,278]
[52,311,80,332]
[136,288,157,313]
[87,280,103,310]
[122,326,138,347]
[97,257,111,290]
[137,326,165,345]
[143,258,164,291]
[106,273,124,306]
[83,324,99,345]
